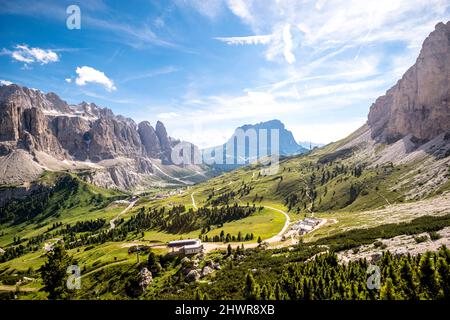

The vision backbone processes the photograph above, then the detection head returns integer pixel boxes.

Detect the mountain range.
[0,84,207,190]
[0,86,307,194]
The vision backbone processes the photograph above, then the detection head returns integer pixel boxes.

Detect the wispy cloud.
[121,66,179,83]
[215,34,274,45]
[0,0,179,50]
[176,0,225,19]
[215,23,296,64]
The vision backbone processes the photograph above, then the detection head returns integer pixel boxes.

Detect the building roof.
[168,239,201,248]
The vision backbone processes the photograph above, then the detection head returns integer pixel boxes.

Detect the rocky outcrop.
[155,121,172,164]
[368,21,450,143]
[138,267,153,289]
[138,121,161,158]
[185,269,201,282]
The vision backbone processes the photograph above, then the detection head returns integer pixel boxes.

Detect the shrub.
[428,231,441,241]
[414,235,428,243]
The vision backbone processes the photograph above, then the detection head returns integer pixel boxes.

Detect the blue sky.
[0,0,449,147]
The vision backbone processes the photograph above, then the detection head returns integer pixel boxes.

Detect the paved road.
[262,205,290,243]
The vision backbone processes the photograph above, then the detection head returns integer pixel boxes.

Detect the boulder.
[201,266,213,277]
[185,269,201,282]
[138,267,153,290]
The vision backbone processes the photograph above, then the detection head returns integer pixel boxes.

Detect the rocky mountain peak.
[240,119,285,131]
[155,120,172,163]
[367,21,450,143]
[138,121,161,158]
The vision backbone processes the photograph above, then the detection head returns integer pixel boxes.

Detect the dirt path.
[375,190,391,206]
[110,199,138,230]
[190,191,198,209]
[0,285,38,292]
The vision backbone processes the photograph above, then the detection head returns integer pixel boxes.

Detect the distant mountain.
[298,141,326,150]
[202,119,308,171]
[0,84,207,190]
[240,120,308,156]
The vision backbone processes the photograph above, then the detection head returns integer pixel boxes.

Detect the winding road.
[189,191,291,252]
[261,205,290,244]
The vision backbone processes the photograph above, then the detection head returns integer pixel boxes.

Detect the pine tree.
[436,257,450,299]
[39,243,73,300]
[244,273,261,300]
[380,278,399,300]
[418,252,439,299]
[399,258,418,299]
[227,244,232,256]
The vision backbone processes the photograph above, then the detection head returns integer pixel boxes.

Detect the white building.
[168,239,203,256]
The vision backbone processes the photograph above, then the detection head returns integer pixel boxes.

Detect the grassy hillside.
[1,132,449,299]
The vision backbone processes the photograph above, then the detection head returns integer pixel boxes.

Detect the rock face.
[155,121,172,164]
[138,121,161,158]
[0,83,204,188]
[368,21,450,143]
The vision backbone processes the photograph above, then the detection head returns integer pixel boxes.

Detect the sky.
[0,0,449,148]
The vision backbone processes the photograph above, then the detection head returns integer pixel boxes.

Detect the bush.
[414,235,428,243]
[428,231,442,241]
[373,241,383,248]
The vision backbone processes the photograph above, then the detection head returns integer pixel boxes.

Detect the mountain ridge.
[0,84,206,189]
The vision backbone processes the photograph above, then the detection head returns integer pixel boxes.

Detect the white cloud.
[0,79,13,86]
[215,34,274,45]
[65,78,72,83]
[2,44,59,65]
[226,0,253,23]
[282,24,295,64]
[215,24,296,64]
[75,66,116,92]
